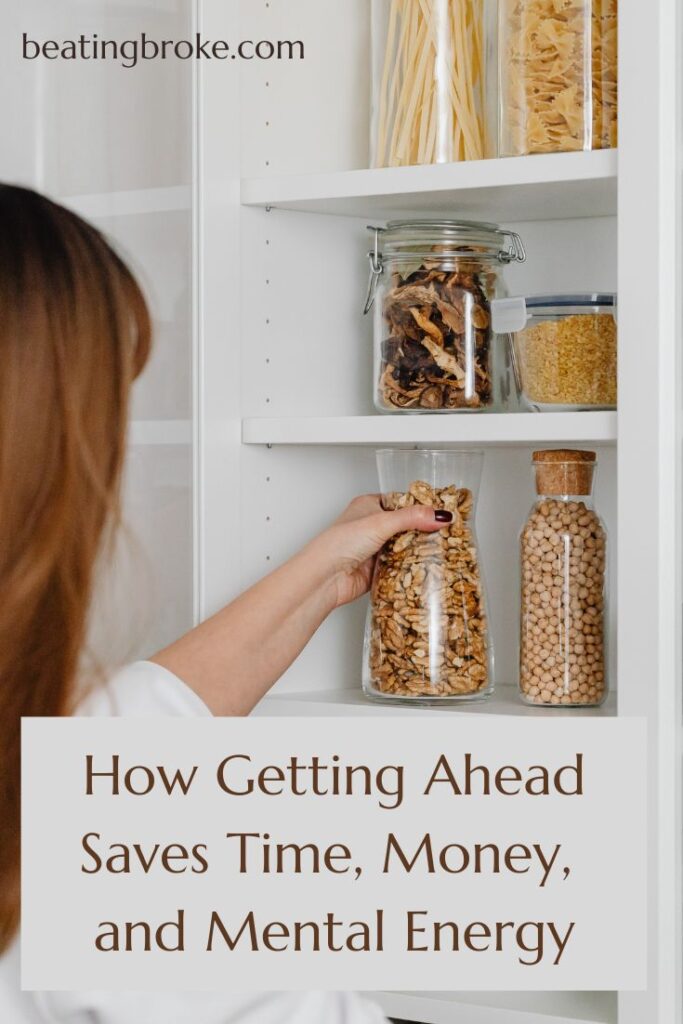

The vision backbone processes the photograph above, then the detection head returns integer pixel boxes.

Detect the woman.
[0,185,451,1022]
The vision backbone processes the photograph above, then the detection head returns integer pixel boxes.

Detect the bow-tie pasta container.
[498,0,618,156]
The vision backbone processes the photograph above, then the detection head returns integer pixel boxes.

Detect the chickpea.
[520,494,606,708]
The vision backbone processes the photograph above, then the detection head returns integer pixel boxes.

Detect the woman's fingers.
[333,504,452,569]
[318,496,454,587]
[363,504,452,549]
[334,494,382,525]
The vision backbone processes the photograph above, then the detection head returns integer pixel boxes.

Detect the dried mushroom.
[378,261,493,411]
[367,481,490,699]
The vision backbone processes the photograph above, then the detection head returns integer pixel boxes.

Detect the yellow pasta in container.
[499,0,617,156]
[492,294,617,411]
[370,0,487,167]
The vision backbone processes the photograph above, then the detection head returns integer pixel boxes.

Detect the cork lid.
[532,450,596,495]
[533,449,596,464]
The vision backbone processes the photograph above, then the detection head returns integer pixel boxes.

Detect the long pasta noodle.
[373,0,485,167]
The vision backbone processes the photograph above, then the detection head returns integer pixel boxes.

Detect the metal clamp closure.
[498,229,527,264]
[363,225,384,314]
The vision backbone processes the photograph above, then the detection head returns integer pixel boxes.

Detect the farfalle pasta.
[500,0,617,156]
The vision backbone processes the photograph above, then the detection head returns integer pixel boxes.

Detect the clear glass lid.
[368,220,526,264]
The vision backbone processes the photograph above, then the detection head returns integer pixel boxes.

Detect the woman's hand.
[309,494,453,609]
[152,493,452,716]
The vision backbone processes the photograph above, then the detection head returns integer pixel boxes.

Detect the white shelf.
[241,150,617,221]
[255,685,616,719]
[129,420,192,446]
[242,412,617,447]
[370,990,617,1024]
[59,186,191,220]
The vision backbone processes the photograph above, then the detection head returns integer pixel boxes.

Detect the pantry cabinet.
[3,0,681,1021]
[199,2,681,1021]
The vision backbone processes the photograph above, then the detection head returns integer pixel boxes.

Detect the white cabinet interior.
[196,1,682,1021]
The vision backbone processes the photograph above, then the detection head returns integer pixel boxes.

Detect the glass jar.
[364,220,526,413]
[491,294,617,410]
[363,449,494,705]
[370,0,489,167]
[498,0,618,157]
[519,450,607,708]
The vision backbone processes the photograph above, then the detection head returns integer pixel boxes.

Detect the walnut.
[366,481,491,700]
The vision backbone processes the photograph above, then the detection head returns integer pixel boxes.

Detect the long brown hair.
[0,185,151,951]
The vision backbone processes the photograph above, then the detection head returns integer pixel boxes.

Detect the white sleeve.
[35,990,388,1024]
[22,665,389,1024]
[76,661,212,718]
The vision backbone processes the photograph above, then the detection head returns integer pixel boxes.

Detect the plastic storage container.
[519,450,607,707]
[498,0,618,156]
[370,0,488,167]
[365,220,526,413]
[491,294,617,410]
[363,449,493,704]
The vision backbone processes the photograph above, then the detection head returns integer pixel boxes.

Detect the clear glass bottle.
[364,220,526,413]
[370,0,489,167]
[363,449,494,705]
[519,450,607,708]
[498,0,618,157]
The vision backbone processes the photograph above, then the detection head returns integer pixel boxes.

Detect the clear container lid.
[492,293,616,333]
[368,220,526,264]
[525,293,615,312]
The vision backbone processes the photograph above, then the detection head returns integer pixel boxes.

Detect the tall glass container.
[370,0,488,167]
[519,450,607,707]
[363,449,494,704]
[498,0,618,156]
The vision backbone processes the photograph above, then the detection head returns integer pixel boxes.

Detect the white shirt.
[1,662,386,1024]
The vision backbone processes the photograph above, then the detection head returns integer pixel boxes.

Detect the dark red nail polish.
[434,510,453,523]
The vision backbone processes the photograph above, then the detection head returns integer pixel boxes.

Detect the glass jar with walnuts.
[363,448,494,705]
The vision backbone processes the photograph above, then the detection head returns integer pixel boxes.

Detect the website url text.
[22,33,305,69]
